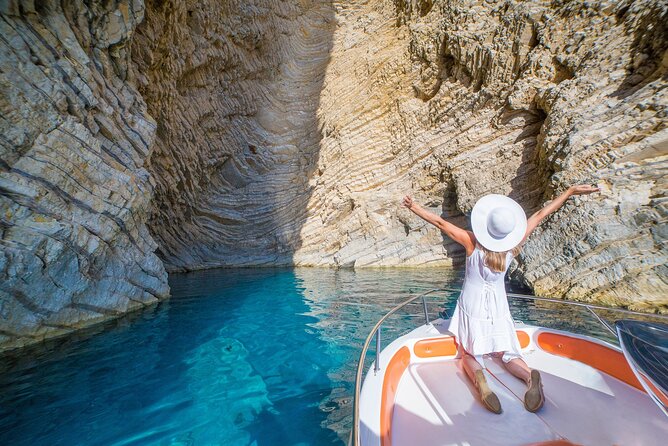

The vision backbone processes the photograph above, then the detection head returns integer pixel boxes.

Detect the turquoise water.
[0,268,617,445]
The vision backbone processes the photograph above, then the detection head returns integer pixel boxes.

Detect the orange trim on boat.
[537,332,643,391]
[517,330,530,348]
[413,331,530,358]
[380,346,410,446]
[414,336,457,358]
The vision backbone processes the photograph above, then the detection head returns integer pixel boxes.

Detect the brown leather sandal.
[475,369,502,414]
[524,369,545,412]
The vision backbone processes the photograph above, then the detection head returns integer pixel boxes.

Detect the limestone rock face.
[1,0,667,350]
[131,0,336,269]
[0,0,168,350]
[291,0,667,312]
[129,0,667,314]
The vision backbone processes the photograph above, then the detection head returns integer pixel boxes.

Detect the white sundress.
[448,245,523,363]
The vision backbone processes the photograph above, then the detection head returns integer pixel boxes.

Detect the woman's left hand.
[568,184,600,196]
[402,195,414,209]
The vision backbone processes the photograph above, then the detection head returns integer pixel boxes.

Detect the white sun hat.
[471,194,527,252]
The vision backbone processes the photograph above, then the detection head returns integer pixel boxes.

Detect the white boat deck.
[392,348,668,446]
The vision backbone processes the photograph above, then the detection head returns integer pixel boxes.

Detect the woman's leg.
[460,351,502,414]
[461,351,484,383]
[502,357,531,384]
[501,355,544,412]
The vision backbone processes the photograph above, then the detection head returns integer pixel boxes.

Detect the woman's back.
[458,246,513,321]
[467,246,512,281]
[449,244,521,362]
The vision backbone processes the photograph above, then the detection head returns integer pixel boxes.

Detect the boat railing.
[349,288,668,446]
[349,287,444,446]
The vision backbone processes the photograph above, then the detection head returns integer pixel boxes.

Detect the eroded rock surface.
[1,0,666,350]
[0,0,168,350]
[291,0,668,312]
[132,0,336,269]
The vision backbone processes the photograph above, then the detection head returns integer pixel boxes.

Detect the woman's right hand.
[402,195,414,209]
[568,184,600,196]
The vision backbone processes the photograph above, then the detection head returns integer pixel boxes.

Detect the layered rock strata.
[1,0,666,350]
[0,0,168,350]
[135,0,667,313]
[290,0,668,312]
[132,0,336,269]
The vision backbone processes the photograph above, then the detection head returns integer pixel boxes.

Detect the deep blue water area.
[0,267,620,445]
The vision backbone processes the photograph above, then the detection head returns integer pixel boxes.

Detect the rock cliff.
[299,0,665,312]
[1,0,666,349]
[132,0,336,268]
[293,0,668,314]
[0,0,168,350]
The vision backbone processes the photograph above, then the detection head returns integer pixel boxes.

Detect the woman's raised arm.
[403,196,475,254]
[523,184,600,241]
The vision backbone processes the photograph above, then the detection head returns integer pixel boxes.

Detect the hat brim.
[471,194,527,252]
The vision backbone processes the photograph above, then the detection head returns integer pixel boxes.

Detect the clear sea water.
[0,267,622,446]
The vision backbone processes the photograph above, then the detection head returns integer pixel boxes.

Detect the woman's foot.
[474,369,502,414]
[524,369,545,412]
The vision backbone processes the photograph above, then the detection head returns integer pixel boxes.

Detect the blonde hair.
[481,244,522,273]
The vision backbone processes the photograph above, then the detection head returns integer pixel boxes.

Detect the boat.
[616,319,668,417]
[351,289,668,446]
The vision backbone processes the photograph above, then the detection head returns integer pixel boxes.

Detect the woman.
[402,184,599,414]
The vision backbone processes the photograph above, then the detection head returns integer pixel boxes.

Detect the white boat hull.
[359,318,668,446]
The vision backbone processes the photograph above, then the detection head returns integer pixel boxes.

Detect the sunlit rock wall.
[0,0,168,350]
[290,0,667,311]
[135,0,666,312]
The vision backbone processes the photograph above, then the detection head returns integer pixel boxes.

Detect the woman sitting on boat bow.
[402,184,599,414]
